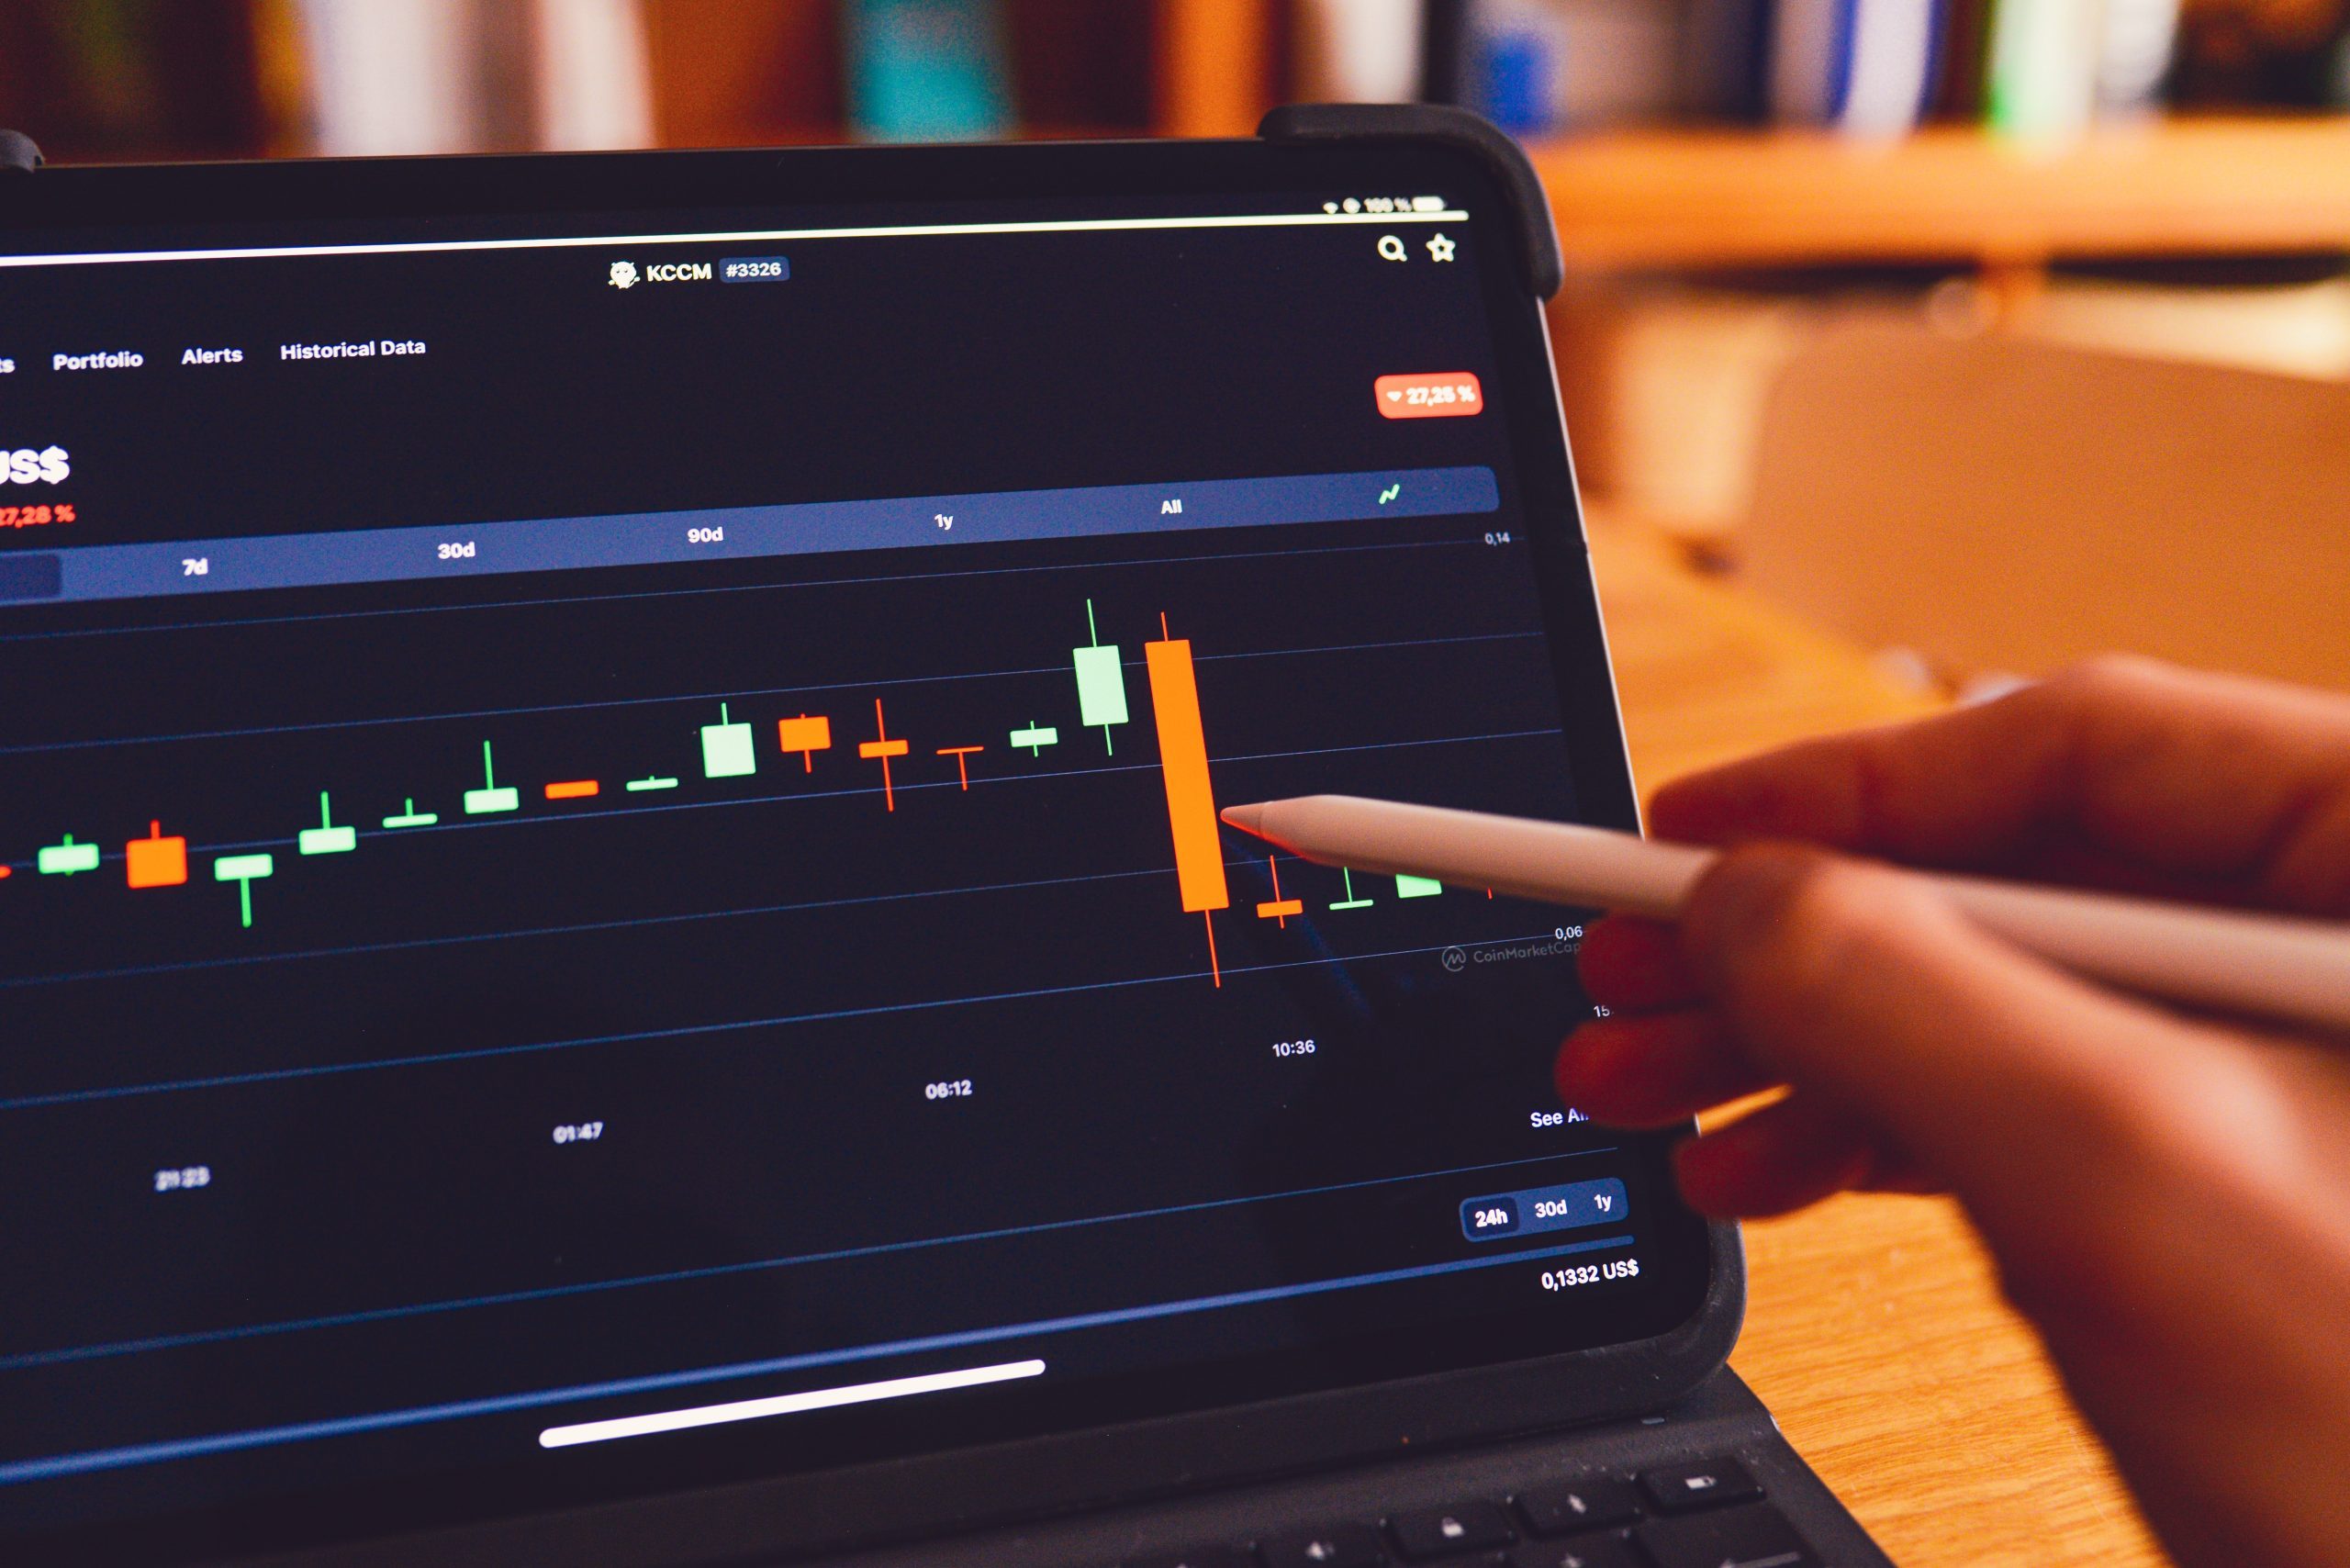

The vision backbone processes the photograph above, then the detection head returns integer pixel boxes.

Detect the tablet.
[0,113,1719,1562]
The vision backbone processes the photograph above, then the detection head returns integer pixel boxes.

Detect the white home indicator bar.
[537,1359,1046,1450]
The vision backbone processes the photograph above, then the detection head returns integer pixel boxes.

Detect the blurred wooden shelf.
[639,0,1270,153]
[1530,117,2350,273]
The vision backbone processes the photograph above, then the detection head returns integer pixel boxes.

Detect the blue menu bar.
[0,465,1499,610]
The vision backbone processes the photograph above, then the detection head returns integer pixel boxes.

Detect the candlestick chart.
[0,518,1606,1450]
[0,592,1471,964]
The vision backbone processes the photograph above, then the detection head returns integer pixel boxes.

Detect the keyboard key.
[1635,1503,1814,1568]
[1124,1551,1255,1568]
[1505,1534,1640,1568]
[1515,1478,1639,1535]
[1259,1523,1387,1567]
[1390,1500,1515,1557]
[1639,1455,1762,1514]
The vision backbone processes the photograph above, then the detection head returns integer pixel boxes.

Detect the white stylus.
[1219,795,2350,1034]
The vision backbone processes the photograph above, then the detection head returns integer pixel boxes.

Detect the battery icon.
[1412,195,1445,212]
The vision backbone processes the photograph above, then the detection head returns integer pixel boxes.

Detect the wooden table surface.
[1585,517,2168,1567]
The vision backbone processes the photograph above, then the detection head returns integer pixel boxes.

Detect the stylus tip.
[1220,803,1267,838]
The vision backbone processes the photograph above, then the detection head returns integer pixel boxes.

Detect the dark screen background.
[0,157,1710,1559]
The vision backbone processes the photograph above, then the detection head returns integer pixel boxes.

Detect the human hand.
[1554,658,2350,1568]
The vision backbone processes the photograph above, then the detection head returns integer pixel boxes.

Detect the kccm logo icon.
[0,445,68,485]
[609,258,712,288]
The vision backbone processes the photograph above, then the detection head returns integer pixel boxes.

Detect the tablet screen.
[0,142,1709,1555]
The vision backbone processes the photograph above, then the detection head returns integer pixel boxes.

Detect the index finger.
[1648,657,2350,916]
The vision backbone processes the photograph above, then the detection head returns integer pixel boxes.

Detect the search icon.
[1376,234,1407,263]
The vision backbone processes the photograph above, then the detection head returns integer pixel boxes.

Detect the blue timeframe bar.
[1460,1177,1630,1242]
[0,465,1499,610]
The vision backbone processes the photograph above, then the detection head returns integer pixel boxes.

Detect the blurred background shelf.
[0,1,1280,162]
[4,0,2346,678]
[8,4,2345,271]
[1533,117,2350,273]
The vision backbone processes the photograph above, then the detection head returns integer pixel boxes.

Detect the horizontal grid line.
[0,630,1538,758]
[0,928,1572,1112]
[0,1148,1605,1373]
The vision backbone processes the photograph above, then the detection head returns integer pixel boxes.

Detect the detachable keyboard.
[1134,1452,1812,1568]
[829,1369,1888,1568]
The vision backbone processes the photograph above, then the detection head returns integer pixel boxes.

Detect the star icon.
[1426,232,1456,262]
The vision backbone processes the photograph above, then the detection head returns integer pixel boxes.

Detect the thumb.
[1677,843,2225,1246]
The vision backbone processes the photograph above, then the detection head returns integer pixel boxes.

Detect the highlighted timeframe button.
[1375,371,1483,420]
